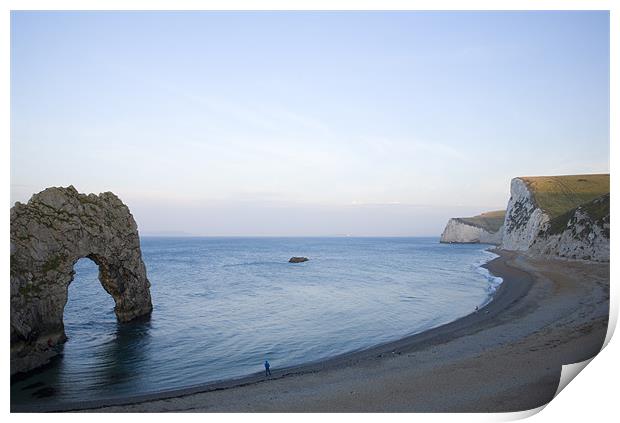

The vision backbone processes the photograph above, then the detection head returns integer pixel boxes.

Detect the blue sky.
[11,11,609,236]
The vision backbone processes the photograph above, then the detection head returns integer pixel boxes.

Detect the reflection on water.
[98,320,152,387]
[13,320,153,402]
[12,237,500,406]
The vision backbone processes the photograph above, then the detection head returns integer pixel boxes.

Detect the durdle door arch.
[10,186,153,375]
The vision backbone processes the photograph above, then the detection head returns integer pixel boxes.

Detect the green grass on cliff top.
[520,174,610,219]
[457,210,506,233]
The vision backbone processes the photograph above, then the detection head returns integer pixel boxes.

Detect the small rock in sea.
[289,256,309,263]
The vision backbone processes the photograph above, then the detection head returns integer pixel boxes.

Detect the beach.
[19,249,601,413]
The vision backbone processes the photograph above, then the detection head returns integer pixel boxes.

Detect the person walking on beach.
[264,360,272,377]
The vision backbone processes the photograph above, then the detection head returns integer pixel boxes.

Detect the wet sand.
[13,250,610,412]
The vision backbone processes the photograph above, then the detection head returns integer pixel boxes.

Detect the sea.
[11,237,502,407]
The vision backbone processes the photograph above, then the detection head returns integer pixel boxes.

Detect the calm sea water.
[12,237,501,406]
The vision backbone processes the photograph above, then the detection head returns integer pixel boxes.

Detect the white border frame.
[2,2,616,422]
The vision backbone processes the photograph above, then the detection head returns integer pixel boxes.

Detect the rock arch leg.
[88,253,153,322]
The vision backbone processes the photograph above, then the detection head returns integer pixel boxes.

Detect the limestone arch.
[10,186,153,375]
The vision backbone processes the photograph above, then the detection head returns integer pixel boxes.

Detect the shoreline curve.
[12,249,534,412]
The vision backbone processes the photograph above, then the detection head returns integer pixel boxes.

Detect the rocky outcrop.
[10,186,153,375]
[440,211,505,245]
[529,194,609,262]
[289,257,309,263]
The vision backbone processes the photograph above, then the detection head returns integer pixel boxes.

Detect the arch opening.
[64,257,117,343]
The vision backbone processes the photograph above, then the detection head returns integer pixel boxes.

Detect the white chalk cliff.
[500,176,609,261]
[528,194,609,262]
[501,178,550,251]
[441,174,609,262]
[440,218,503,245]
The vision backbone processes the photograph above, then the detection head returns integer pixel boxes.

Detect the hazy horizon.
[11,11,610,236]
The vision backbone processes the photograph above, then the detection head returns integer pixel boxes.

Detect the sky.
[10,11,610,236]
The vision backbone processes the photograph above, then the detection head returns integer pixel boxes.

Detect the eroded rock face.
[529,194,610,262]
[10,186,153,375]
[501,178,550,251]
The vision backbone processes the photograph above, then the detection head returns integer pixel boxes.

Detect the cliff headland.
[440,210,505,245]
[441,174,609,261]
